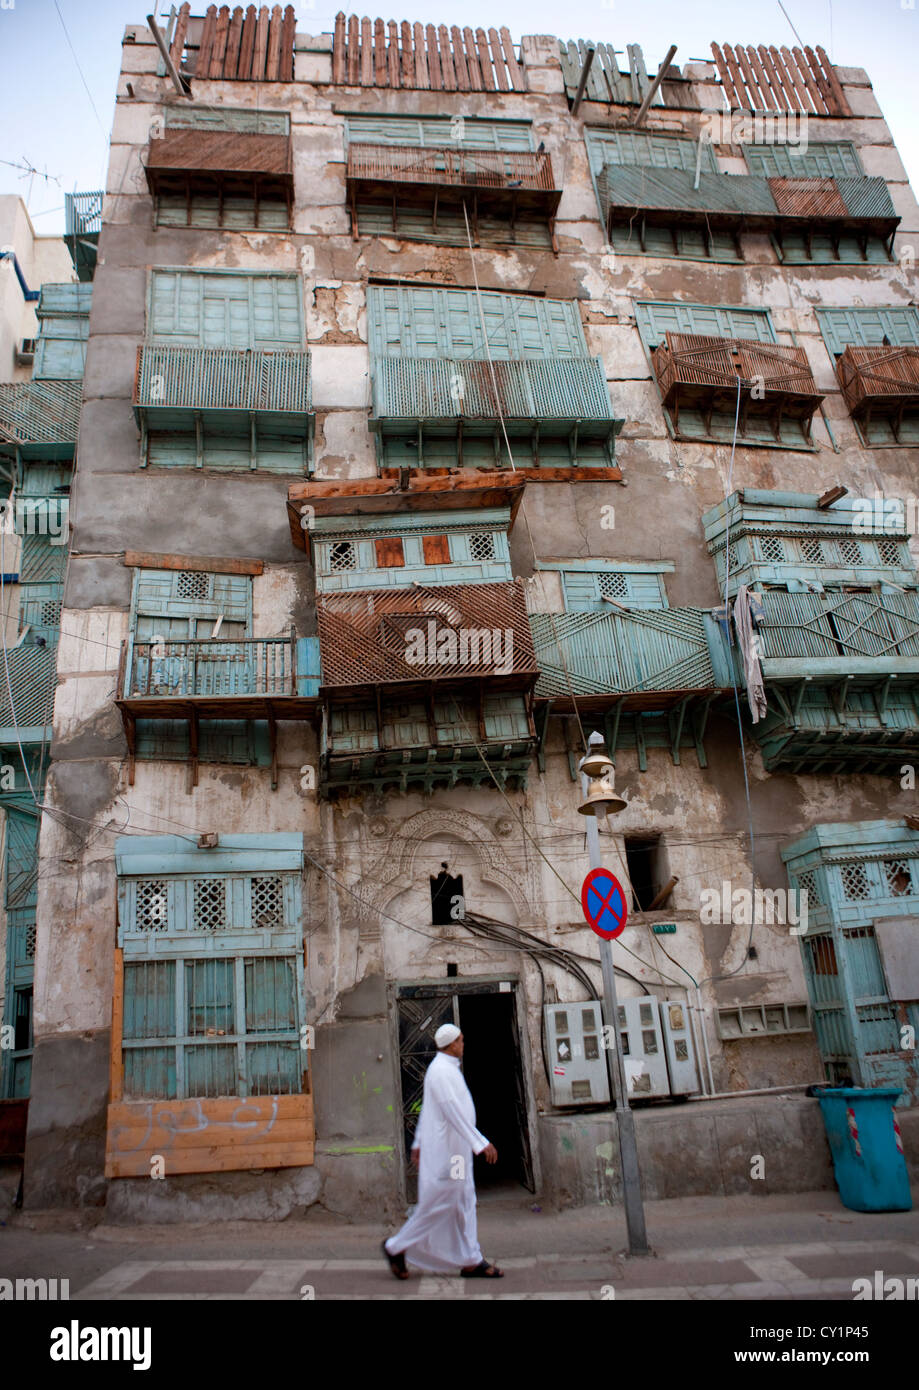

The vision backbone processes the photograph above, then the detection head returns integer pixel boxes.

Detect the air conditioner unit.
[15,339,36,365]
[544,1001,610,1107]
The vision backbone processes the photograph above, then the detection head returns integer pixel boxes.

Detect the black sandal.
[461,1259,504,1278]
[382,1239,409,1279]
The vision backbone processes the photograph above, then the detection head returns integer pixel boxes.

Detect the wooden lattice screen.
[710,43,852,116]
[331,13,526,91]
[169,4,297,81]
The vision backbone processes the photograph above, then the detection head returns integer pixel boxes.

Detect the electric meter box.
[544,1001,611,1106]
[617,997,701,1099]
[659,998,699,1095]
[616,997,671,1098]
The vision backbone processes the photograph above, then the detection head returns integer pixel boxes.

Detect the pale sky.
[2,0,917,235]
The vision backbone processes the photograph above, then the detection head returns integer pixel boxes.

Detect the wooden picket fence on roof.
[710,42,852,116]
[168,4,297,81]
[331,13,526,91]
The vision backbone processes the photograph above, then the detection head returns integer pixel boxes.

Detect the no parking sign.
[581,868,628,940]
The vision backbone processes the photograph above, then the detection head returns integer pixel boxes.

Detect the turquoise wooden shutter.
[134,569,251,626]
[636,301,777,349]
[368,285,586,359]
[347,115,532,150]
[561,568,667,611]
[817,306,919,356]
[585,129,716,176]
[561,571,602,610]
[150,271,301,347]
[166,106,289,134]
[32,319,89,379]
[744,141,863,179]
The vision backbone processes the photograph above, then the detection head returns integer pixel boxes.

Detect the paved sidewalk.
[3,1191,917,1301]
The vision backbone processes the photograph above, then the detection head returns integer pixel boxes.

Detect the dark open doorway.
[395,981,535,1202]
[458,990,532,1194]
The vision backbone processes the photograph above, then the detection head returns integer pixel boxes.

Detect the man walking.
[383,1024,503,1279]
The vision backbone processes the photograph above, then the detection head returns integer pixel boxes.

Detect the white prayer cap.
[434,1023,461,1049]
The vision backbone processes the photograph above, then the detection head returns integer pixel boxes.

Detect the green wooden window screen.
[155,195,290,232]
[743,141,863,179]
[608,222,741,263]
[345,115,533,151]
[149,270,303,348]
[559,567,668,612]
[816,306,919,357]
[367,285,587,359]
[585,129,716,177]
[164,106,290,134]
[132,569,252,627]
[354,202,551,250]
[635,301,777,350]
[775,232,892,266]
[122,953,302,1100]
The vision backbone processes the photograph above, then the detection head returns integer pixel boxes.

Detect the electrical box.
[544,1001,610,1107]
[659,998,700,1095]
[617,998,671,1098]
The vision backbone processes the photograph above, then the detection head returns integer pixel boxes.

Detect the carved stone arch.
[355,806,534,938]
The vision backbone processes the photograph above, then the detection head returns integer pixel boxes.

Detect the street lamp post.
[578,730,650,1257]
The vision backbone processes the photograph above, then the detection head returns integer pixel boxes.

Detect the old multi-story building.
[17,6,919,1220]
[0,196,94,1174]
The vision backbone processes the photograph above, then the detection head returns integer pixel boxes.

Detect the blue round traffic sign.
[582,868,628,940]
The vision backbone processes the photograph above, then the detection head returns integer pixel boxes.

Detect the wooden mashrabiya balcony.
[651,332,824,437]
[836,344,919,436]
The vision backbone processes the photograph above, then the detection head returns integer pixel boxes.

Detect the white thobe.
[385,1051,489,1273]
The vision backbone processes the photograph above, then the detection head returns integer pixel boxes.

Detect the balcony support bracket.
[268,706,278,791]
[692,695,713,768]
[634,712,647,772]
[668,696,689,765]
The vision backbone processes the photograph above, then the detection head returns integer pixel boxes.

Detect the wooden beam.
[123,551,265,575]
[279,4,295,80]
[266,3,283,81]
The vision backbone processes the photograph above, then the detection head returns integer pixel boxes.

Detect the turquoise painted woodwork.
[529,607,720,701]
[149,269,303,348]
[115,833,307,1101]
[354,202,552,250]
[64,193,102,280]
[296,637,320,696]
[313,512,512,594]
[0,379,82,458]
[165,106,290,134]
[32,282,92,380]
[636,301,777,349]
[558,566,668,611]
[773,232,891,265]
[1,809,39,1098]
[156,195,290,232]
[744,141,864,179]
[345,115,533,150]
[703,489,916,598]
[367,285,588,359]
[139,272,310,468]
[608,221,741,263]
[585,129,717,177]
[783,821,919,1098]
[817,305,919,357]
[322,692,534,797]
[134,719,273,766]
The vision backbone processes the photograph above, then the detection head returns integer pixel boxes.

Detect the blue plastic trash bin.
[816,1087,912,1213]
